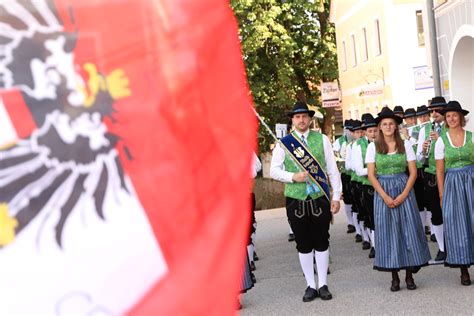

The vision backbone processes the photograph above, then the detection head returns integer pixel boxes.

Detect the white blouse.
[434,130,474,160]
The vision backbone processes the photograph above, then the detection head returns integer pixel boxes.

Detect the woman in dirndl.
[366,107,431,291]
[435,100,474,286]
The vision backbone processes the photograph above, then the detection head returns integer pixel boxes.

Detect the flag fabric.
[0,0,255,315]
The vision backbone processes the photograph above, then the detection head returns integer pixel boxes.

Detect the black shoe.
[405,277,417,290]
[390,279,400,292]
[347,224,356,234]
[461,274,471,286]
[288,233,295,242]
[318,285,333,300]
[434,250,446,262]
[253,251,259,261]
[368,247,375,258]
[251,272,256,284]
[362,241,371,250]
[430,234,437,242]
[302,286,318,302]
[250,261,256,271]
[355,234,362,243]
[424,226,431,235]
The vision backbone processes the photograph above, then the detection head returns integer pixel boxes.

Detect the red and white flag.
[0,0,255,315]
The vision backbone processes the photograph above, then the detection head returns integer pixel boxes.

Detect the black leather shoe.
[406,277,417,290]
[362,241,371,250]
[390,279,400,292]
[368,247,375,258]
[355,234,362,243]
[253,251,259,261]
[302,286,318,302]
[288,233,295,242]
[461,274,471,286]
[318,285,333,300]
[424,226,431,235]
[434,250,446,262]
[251,272,256,284]
[430,234,437,242]
[347,225,356,233]
[250,261,256,271]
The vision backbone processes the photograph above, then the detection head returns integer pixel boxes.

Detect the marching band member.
[416,97,448,263]
[393,105,404,118]
[367,107,430,291]
[270,101,341,302]
[354,113,378,258]
[435,101,474,286]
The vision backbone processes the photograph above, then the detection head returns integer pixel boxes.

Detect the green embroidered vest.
[423,122,447,175]
[375,151,407,175]
[358,138,371,186]
[441,131,474,170]
[283,131,327,200]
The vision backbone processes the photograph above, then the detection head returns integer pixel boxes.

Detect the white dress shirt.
[251,152,262,178]
[416,122,444,162]
[353,137,368,177]
[344,141,353,172]
[270,130,342,201]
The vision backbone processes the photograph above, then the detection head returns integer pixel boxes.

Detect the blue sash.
[281,132,330,201]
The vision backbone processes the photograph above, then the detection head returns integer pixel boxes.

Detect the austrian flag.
[0,0,255,315]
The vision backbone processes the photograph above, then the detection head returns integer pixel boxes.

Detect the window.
[351,34,357,67]
[374,19,382,56]
[416,10,425,46]
[362,27,368,61]
[341,40,347,71]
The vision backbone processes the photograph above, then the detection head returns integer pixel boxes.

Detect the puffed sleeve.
[365,142,376,164]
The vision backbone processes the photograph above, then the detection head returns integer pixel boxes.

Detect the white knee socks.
[432,224,445,252]
[299,251,316,289]
[345,204,354,225]
[315,250,329,288]
[352,213,361,235]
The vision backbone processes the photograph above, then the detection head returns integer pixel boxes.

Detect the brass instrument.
[422,122,436,167]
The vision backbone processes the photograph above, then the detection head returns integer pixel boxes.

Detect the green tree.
[231,0,339,151]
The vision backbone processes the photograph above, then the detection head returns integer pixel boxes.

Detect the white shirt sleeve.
[434,137,445,160]
[405,141,416,161]
[344,143,352,171]
[365,142,376,164]
[323,135,342,201]
[251,152,262,178]
[353,143,368,176]
[416,126,426,162]
[269,143,294,183]
[332,138,341,152]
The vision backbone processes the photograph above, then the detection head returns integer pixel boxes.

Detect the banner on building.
[413,65,434,90]
[321,82,341,108]
[358,85,384,98]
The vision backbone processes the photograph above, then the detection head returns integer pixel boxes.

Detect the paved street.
[240,207,473,315]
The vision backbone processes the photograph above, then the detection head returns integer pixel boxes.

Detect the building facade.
[433,0,473,130]
[330,0,434,119]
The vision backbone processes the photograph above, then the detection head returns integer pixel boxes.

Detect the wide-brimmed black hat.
[287,101,315,117]
[439,100,469,116]
[393,105,404,115]
[376,106,403,125]
[416,105,429,116]
[361,113,377,129]
[351,120,363,131]
[428,96,447,108]
[403,108,417,118]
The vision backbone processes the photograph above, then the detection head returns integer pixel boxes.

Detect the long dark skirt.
[374,173,431,271]
[442,165,474,267]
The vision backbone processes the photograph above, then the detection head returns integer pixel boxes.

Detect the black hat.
[361,113,377,129]
[345,119,355,130]
[428,96,447,108]
[393,106,404,115]
[416,105,429,116]
[376,106,403,125]
[351,120,363,131]
[343,120,350,128]
[403,108,417,118]
[287,101,315,117]
[439,100,469,116]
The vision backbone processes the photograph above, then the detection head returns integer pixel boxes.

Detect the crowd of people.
[242,97,473,307]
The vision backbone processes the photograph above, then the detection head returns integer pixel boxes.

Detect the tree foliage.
[231,0,339,151]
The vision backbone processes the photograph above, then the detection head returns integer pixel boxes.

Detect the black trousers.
[350,180,362,215]
[361,184,375,230]
[286,196,331,253]
[341,173,353,205]
[423,172,443,225]
[414,168,426,212]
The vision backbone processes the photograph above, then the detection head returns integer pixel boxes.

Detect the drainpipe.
[426,0,442,95]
